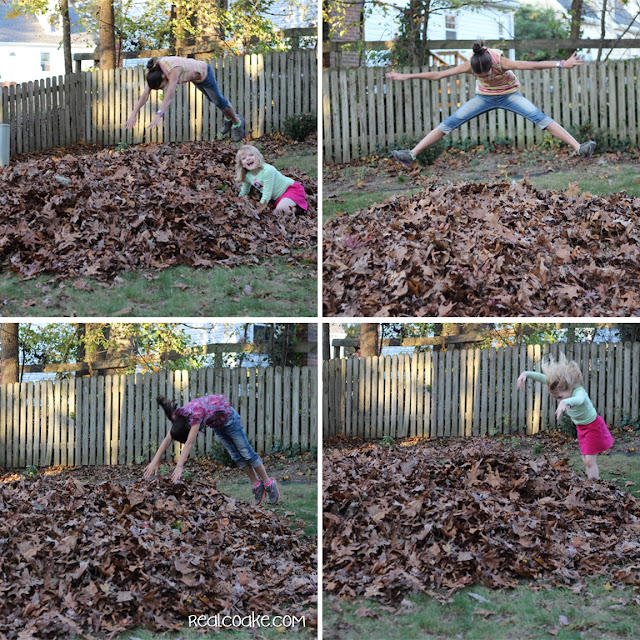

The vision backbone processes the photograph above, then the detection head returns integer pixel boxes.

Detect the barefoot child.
[125,56,245,140]
[235,145,308,214]
[389,40,596,167]
[144,395,280,506]
[517,354,614,480]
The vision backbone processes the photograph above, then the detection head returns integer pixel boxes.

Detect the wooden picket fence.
[323,59,640,163]
[323,342,640,440]
[0,364,318,469]
[0,50,317,157]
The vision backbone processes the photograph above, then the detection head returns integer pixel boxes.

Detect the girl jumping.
[388,40,596,167]
[517,353,614,480]
[144,395,280,506]
[236,144,309,214]
[125,56,245,140]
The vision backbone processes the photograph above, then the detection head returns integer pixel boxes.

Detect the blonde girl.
[517,353,614,480]
[235,145,308,214]
[389,40,596,167]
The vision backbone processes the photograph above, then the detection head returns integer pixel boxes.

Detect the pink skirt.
[576,414,614,455]
[274,181,308,211]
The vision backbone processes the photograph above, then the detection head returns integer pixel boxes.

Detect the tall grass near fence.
[0,50,317,157]
[323,342,640,439]
[0,364,317,469]
[323,60,640,163]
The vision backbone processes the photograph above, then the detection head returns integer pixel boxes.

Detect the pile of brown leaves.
[0,141,317,281]
[323,440,640,603]
[323,180,640,316]
[0,475,317,638]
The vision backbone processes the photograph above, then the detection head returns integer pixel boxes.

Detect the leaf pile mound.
[0,475,317,638]
[323,440,640,602]
[0,142,317,281]
[323,180,640,316]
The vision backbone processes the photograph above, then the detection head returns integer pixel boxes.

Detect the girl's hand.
[516,372,527,390]
[148,113,164,130]
[125,114,137,130]
[386,72,408,81]
[171,465,184,484]
[555,400,567,419]
[563,52,584,69]
[144,460,159,479]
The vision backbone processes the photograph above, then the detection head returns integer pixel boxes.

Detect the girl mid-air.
[125,56,245,140]
[388,40,596,168]
[144,395,280,506]
[517,354,614,480]
[236,145,308,214]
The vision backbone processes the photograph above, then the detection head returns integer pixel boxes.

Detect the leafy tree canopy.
[514,3,571,60]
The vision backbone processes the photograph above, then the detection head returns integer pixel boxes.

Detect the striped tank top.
[157,57,207,84]
[475,49,520,96]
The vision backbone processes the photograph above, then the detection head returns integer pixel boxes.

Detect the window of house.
[445,15,457,40]
[252,324,273,344]
[41,52,51,71]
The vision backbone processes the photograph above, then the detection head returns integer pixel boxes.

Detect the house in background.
[0,1,94,85]
[519,0,640,60]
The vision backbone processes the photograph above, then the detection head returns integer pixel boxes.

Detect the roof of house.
[0,4,88,45]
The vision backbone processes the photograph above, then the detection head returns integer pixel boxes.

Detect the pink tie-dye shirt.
[173,395,234,432]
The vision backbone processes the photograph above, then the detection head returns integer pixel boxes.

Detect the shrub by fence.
[0,50,317,157]
[323,60,640,163]
[323,342,640,440]
[0,364,317,469]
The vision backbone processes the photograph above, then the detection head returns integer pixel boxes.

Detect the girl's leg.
[411,128,446,157]
[221,105,240,126]
[583,454,599,479]
[274,197,299,214]
[544,122,580,151]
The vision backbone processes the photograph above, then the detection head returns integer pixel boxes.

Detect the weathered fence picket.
[323,60,638,163]
[0,50,317,157]
[323,343,640,440]
[0,365,316,469]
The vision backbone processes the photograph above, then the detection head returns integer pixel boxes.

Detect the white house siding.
[270,0,317,29]
[365,2,517,64]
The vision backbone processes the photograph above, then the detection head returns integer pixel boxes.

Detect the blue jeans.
[214,409,262,469]
[438,92,553,134]
[194,64,231,111]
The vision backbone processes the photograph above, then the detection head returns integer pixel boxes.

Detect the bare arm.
[144,430,173,477]
[170,423,200,483]
[125,84,152,130]
[147,68,182,130]
[386,61,471,82]
[502,52,583,71]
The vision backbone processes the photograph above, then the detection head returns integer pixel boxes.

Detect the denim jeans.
[438,92,553,134]
[194,64,231,111]
[214,409,262,468]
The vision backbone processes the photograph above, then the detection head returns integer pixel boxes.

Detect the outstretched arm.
[386,61,471,82]
[144,430,173,477]
[170,423,200,483]
[502,52,584,71]
[125,84,152,130]
[147,68,182,130]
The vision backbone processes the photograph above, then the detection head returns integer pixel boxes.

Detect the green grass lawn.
[0,259,316,317]
[529,164,640,197]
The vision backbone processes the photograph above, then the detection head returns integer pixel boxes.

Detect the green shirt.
[525,372,597,425]
[239,163,294,204]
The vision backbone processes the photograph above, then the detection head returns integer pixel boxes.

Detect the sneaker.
[264,478,280,505]
[578,140,596,160]
[253,481,265,507]
[221,118,233,138]
[392,149,416,168]
[231,116,246,142]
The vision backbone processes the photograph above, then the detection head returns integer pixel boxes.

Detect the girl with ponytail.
[125,56,245,141]
[388,40,595,168]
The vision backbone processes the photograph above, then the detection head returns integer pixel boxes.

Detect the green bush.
[283,113,317,141]
[558,414,577,439]
[209,440,236,467]
[568,122,632,153]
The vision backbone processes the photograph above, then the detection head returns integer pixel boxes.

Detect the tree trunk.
[97,0,117,70]
[569,0,584,40]
[597,0,608,62]
[60,0,72,74]
[1,324,20,384]
[360,324,379,357]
